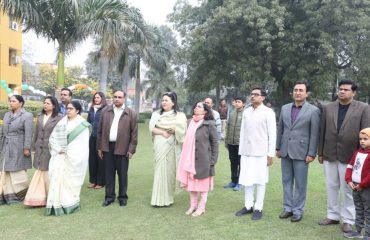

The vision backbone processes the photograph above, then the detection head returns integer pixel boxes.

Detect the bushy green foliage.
[169,0,370,105]
[0,100,42,119]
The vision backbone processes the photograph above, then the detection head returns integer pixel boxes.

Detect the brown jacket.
[97,105,138,156]
[194,120,219,179]
[33,113,62,170]
[318,100,370,163]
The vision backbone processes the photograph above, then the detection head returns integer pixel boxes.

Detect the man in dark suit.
[276,81,321,222]
[318,80,370,233]
[97,90,138,207]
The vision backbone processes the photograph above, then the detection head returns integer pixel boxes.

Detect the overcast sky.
[22,0,192,67]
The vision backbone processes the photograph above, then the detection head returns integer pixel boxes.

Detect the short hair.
[113,90,126,97]
[160,92,179,115]
[338,79,357,91]
[192,101,214,121]
[204,97,214,104]
[61,87,73,97]
[11,95,25,107]
[42,96,60,117]
[251,87,266,96]
[89,92,107,111]
[68,101,82,115]
[234,96,246,103]
[294,81,310,92]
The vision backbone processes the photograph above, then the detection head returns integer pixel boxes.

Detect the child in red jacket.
[344,128,370,239]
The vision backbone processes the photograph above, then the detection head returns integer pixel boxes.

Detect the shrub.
[139,112,152,120]
[138,114,146,123]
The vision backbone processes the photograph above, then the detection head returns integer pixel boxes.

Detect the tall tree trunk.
[55,49,65,100]
[331,75,338,101]
[215,79,221,108]
[121,48,129,94]
[99,52,109,94]
[134,56,141,113]
[56,49,65,88]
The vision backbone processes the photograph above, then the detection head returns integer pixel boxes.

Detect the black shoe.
[118,199,127,206]
[235,207,253,217]
[291,214,303,222]
[252,210,263,220]
[102,200,114,207]
[279,211,293,219]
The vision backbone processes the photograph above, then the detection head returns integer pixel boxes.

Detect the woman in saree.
[149,92,187,207]
[45,101,91,216]
[0,95,33,204]
[24,96,62,207]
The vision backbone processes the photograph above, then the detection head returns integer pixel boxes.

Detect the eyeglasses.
[250,93,261,97]
[66,107,75,110]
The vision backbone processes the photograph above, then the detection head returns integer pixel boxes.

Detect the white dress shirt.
[109,105,125,142]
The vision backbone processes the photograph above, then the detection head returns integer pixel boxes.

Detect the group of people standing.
[0,79,369,238]
[220,80,370,239]
[0,89,91,216]
[0,88,138,216]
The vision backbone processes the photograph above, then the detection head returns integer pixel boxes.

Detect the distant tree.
[1,0,141,93]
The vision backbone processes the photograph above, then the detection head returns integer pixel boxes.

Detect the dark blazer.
[96,105,138,155]
[276,102,321,160]
[318,100,370,163]
[87,105,106,138]
[32,113,62,170]
[194,120,219,179]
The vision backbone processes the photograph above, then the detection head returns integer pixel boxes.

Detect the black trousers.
[104,142,129,201]
[89,136,105,186]
[227,144,241,184]
[353,186,370,236]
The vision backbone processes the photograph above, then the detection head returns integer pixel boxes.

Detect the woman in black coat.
[87,92,107,189]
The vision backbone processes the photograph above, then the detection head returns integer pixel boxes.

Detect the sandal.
[94,185,103,189]
[192,209,205,217]
[87,183,96,188]
[185,207,196,215]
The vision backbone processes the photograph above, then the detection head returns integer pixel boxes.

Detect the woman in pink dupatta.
[177,102,218,217]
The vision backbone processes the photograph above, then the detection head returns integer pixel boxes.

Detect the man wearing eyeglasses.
[204,97,221,141]
[318,80,370,233]
[97,90,138,207]
[60,88,72,116]
[235,87,276,220]
[276,81,321,223]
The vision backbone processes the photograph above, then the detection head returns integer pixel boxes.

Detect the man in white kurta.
[235,88,276,220]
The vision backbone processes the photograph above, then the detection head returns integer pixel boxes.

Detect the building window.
[8,14,18,31]
[9,48,18,66]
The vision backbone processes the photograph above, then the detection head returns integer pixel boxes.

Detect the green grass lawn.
[0,122,344,240]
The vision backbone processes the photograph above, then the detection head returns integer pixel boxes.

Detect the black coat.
[194,120,219,179]
[87,106,106,138]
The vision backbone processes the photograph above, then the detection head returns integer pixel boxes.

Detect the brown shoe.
[342,223,353,233]
[318,218,340,225]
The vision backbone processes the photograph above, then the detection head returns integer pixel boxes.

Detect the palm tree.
[1,0,139,93]
[143,68,177,109]
[94,6,145,94]
[129,25,173,113]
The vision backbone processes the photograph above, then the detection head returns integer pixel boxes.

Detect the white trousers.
[244,184,266,211]
[324,160,355,224]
